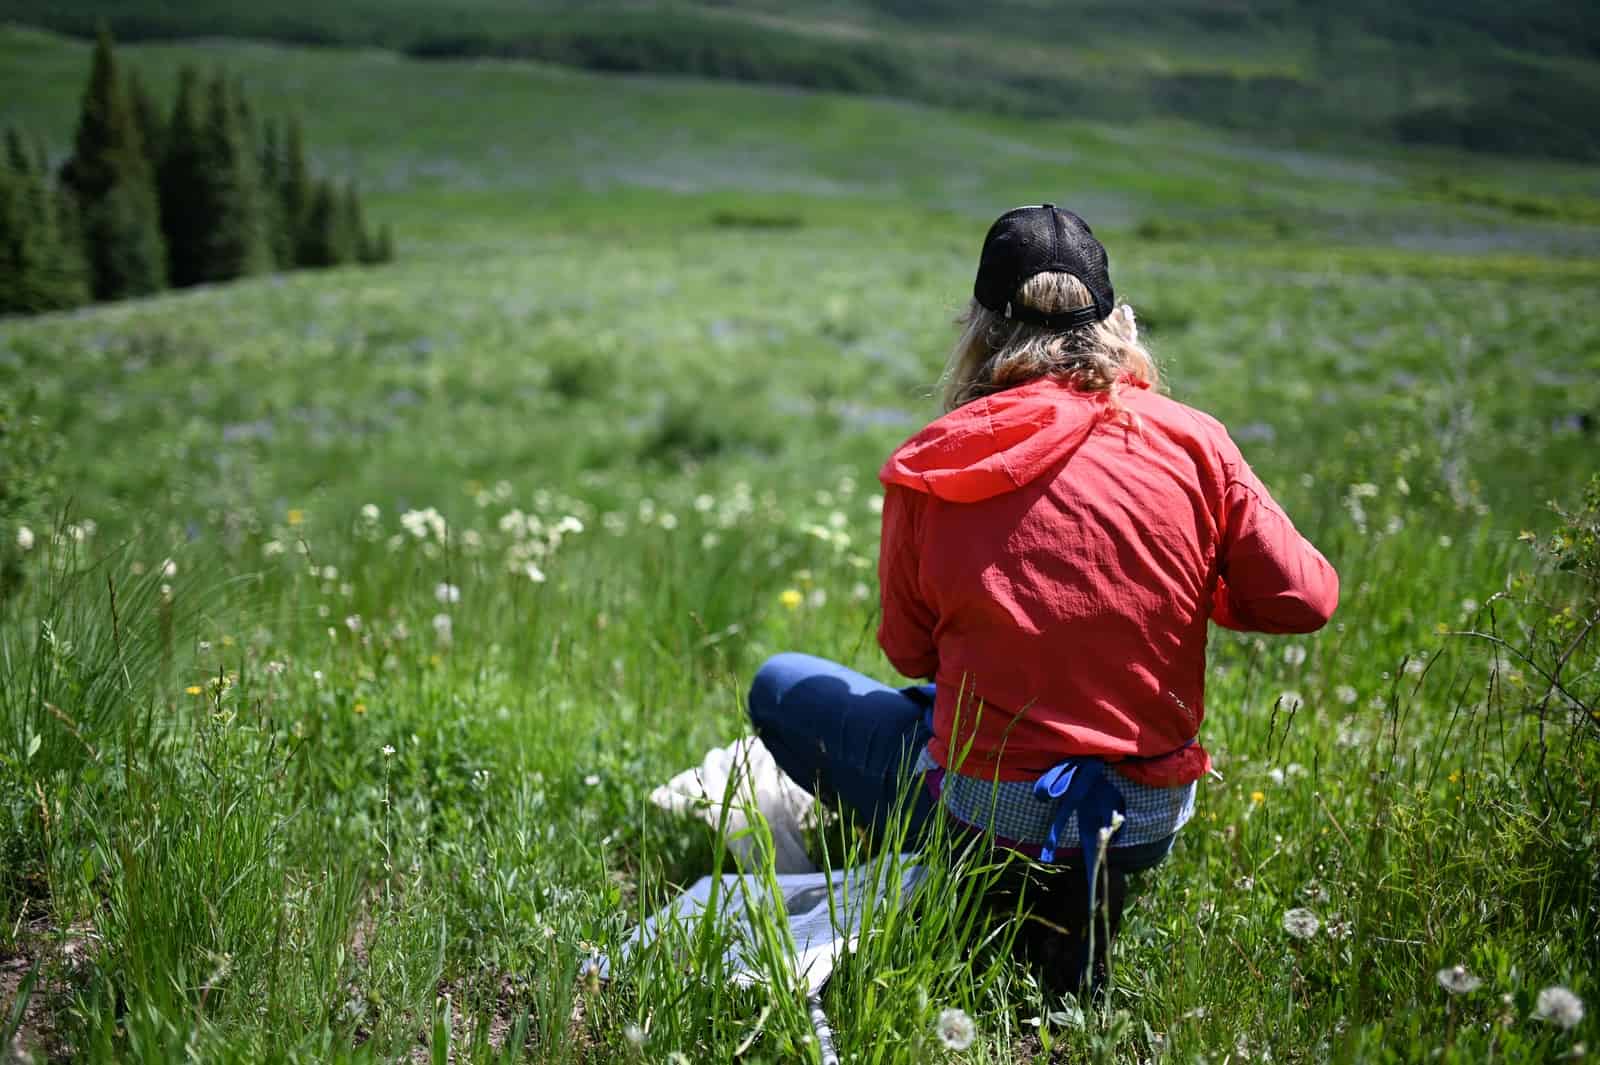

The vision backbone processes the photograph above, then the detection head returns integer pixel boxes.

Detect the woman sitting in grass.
[747,204,1339,997]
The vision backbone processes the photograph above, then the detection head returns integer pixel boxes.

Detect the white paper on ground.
[648,736,819,875]
[595,859,925,996]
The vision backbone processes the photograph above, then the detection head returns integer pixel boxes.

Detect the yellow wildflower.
[1447,770,1461,785]
[1249,790,1266,805]
[185,685,203,696]
[286,508,306,527]
[778,588,803,610]
[353,702,367,716]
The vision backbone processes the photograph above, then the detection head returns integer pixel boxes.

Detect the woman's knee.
[747,652,812,729]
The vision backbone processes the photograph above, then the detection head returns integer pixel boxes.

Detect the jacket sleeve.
[1211,440,1339,634]
[877,484,940,679]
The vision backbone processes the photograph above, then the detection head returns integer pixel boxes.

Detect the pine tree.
[4,127,35,175]
[0,145,34,313]
[193,71,269,281]
[342,180,372,263]
[127,68,164,170]
[299,178,356,267]
[258,117,292,269]
[0,127,89,314]
[281,116,313,266]
[59,26,166,300]
[372,222,395,263]
[158,66,207,286]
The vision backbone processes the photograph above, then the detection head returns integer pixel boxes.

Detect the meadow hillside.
[4,0,1600,163]
[1,24,1598,1064]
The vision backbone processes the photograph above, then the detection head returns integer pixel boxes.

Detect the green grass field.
[1,23,1598,1063]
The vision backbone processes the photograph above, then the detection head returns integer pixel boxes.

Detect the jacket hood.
[879,377,1147,503]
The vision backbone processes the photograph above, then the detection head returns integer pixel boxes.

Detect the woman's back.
[879,377,1239,779]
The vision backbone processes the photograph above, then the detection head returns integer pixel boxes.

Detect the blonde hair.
[942,272,1158,413]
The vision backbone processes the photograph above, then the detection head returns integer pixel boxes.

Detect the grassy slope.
[1,25,1597,1064]
[3,0,1600,160]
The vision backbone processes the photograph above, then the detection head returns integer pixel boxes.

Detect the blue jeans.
[747,652,938,841]
[747,653,1176,872]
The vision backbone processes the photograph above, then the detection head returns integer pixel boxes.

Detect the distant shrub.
[708,208,804,231]
[406,11,913,96]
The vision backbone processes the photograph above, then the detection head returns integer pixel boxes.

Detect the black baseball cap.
[973,203,1114,329]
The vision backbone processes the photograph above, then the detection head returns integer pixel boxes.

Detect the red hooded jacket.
[877,376,1338,785]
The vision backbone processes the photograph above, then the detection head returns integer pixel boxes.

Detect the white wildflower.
[400,507,447,541]
[523,563,546,583]
[16,525,35,551]
[431,613,453,645]
[1436,966,1482,995]
[1268,767,1285,786]
[321,565,339,581]
[1404,657,1427,676]
[360,503,380,522]
[263,538,285,556]
[381,744,395,757]
[935,1007,975,1051]
[161,558,178,578]
[1282,908,1320,940]
[623,1022,646,1047]
[1534,986,1585,1030]
[1335,684,1358,705]
[344,615,362,633]
[1278,690,1304,712]
[265,660,287,676]
[583,774,601,787]
[1283,644,1307,667]
[434,582,461,604]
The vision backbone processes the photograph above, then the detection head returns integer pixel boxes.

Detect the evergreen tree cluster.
[1,27,394,316]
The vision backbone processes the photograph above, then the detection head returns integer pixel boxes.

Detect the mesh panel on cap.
[973,205,1114,323]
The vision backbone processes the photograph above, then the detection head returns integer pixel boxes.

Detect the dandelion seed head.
[360,504,380,522]
[1278,690,1304,712]
[1436,965,1482,995]
[935,1007,975,1051]
[1335,684,1358,705]
[161,558,178,578]
[1281,907,1320,940]
[15,526,33,551]
[1534,986,1584,1029]
[435,582,461,604]
[623,1022,645,1047]
[1283,644,1307,666]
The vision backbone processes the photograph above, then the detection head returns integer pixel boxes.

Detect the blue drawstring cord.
[1032,757,1126,901]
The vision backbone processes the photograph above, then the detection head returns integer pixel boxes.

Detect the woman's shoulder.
[1128,387,1231,440]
